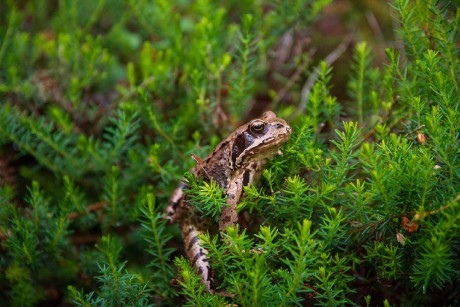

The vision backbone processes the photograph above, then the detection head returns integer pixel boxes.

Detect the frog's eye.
[250,121,265,133]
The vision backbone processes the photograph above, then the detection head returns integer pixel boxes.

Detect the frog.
[164,111,292,292]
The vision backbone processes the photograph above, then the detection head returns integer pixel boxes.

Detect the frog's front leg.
[219,174,246,233]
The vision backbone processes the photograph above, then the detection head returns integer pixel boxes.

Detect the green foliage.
[306,61,338,133]
[276,220,318,305]
[2,182,74,306]
[0,0,459,305]
[411,236,455,292]
[139,193,175,298]
[314,252,355,306]
[174,256,227,306]
[411,195,460,293]
[68,236,152,306]
[184,172,228,222]
[347,42,379,125]
[229,14,257,116]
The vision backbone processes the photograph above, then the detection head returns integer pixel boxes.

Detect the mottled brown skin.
[165,111,291,292]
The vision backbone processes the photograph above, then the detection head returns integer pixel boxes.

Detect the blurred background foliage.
[0,0,459,305]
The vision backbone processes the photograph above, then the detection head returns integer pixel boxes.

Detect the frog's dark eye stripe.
[231,132,254,169]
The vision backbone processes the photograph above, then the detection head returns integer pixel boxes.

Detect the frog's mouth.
[259,124,292,146]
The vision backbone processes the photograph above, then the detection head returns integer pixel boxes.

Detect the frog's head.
[230,111,292,169]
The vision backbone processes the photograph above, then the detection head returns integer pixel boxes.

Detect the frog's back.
[195,139,233,189]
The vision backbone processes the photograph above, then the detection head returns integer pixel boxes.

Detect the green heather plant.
[0,0,459,305]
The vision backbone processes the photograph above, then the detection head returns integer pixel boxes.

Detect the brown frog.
[165,111,292,292]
